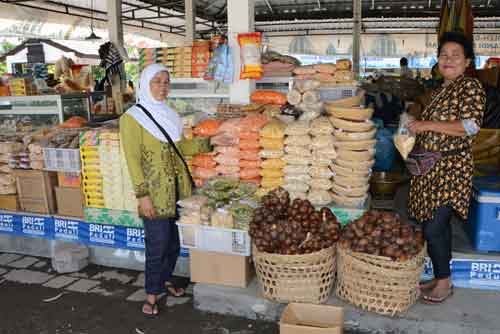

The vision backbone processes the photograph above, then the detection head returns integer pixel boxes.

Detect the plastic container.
[177,223,251,256]
[466,176,500,252]
[43,148,81,172]
[318,86,358,101]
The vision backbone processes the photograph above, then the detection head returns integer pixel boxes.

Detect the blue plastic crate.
[466,176,500,252]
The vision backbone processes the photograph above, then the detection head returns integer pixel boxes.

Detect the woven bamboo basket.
[253,245,336,304]
[336,244,425,317]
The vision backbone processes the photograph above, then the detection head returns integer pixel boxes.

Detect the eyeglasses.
[150,80,170,87]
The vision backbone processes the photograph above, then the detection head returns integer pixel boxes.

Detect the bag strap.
[135,104,194,188]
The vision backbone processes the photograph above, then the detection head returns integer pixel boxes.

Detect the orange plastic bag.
[239,149,260,161]
[238,32,263,80]
[250,91,287,106]
[192,154,216,169]
[193,119,222,137]
[240,168,261,179]
[240,159,261,168]
[239,139,260,150]
[239,131,260,141]
[193,167,217,179]
[240,114,269,132]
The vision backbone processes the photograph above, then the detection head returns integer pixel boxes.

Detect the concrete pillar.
[185,0,196,44]
[107,0,127,113]
[227,0,255,104]
[352,0,362,76]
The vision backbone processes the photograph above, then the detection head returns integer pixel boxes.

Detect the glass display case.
[0,93,110,135]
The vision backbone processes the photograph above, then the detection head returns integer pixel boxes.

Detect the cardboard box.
[57,172,82,188]
[0,195,19,211]
[14,170,58,214]
[280,303,344,334]
[55,187,84,218]
[189,249,253,288]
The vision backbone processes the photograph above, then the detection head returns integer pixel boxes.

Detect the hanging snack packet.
[238,32,263,80]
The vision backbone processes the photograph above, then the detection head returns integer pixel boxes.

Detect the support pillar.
[227,0,255,104]
[352,0,362,77]
[185,0,196,44]
[107,0,127,114]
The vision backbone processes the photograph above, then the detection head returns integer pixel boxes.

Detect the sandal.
[419,279,437,291]
[165,277,188,298]
[142,300,159,318]
[421,285,454,305]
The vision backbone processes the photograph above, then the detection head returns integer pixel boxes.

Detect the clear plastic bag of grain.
[394,112,416,160]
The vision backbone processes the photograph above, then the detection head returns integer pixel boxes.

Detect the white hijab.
[127,64,183,143]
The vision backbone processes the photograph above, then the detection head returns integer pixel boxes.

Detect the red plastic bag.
[239,149,260,161]
[192,153,216,169]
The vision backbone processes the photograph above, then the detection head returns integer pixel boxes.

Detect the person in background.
[400,57,414,79]
[120,64,193,317]
[407,32,486,304]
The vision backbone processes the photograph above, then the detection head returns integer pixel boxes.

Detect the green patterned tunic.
[119,113,192,219]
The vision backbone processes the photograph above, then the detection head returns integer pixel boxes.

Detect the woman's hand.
[139,196,156,220]
[408,120,432,134]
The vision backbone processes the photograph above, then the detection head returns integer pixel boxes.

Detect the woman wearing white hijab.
[120,64,192,317]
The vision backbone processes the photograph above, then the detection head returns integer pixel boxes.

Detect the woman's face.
[149,71,170,101]
[438,42,471,82]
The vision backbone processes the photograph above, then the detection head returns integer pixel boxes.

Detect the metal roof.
[1,0,499,36]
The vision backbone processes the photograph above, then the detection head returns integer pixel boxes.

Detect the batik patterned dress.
[408,75,486,223]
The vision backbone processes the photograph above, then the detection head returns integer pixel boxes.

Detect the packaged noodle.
[260,168,284,178]
[259,138,284,150]
[261,158,286,169]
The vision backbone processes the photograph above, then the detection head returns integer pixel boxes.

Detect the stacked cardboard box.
[14,169,58,214]
[191,40,211,78]
[172,47,192,78]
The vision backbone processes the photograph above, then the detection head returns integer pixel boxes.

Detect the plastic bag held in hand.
[394,112,416,160]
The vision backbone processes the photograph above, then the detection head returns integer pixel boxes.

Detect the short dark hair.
[438,32,475,60]
[400,57,408,66]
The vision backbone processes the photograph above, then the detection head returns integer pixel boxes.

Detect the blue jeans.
[143,217,180,295]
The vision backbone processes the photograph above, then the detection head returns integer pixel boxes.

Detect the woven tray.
[336,244,425,317]
[253,245,336,304]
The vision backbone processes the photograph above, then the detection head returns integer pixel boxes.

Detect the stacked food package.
[192,40,211,78]
[240,114,268,186]
[99,130,123,210]
[212,118,241,179]
[259,119,286,196]
[139,48,163,71]
[292,59,355,86]
[307,117,335,206]
[80,130,104,208]
[192,119,221,187]
[283,121,311,200]
[179,177,257,231]
[172,47,192,79]
[287,79,323,121]
[0,141,23,195]
[8,78,37,96]
[325,96,376,208]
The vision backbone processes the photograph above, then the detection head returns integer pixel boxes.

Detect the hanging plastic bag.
[394,112,416,160]
[238,32,263,80]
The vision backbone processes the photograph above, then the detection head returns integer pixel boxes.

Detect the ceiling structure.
[0,0,499,36]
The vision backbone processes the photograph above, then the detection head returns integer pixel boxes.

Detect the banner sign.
[0,211,189,257]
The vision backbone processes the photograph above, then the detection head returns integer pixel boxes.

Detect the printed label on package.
[54,218,80,241]
[21,215,49,237]
[0,214,15,233]
[125,228,145,249]
[88,223,115,245]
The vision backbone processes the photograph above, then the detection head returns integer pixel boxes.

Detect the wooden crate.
[14,170,58,214]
